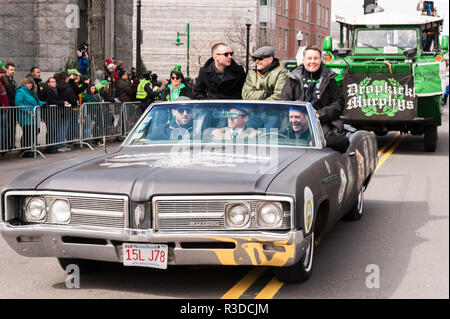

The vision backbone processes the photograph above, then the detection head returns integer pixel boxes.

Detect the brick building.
[273,0,332,60]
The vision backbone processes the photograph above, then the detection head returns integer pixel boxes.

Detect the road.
[0,107,448,300]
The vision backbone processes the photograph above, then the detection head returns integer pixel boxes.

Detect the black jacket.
[42,86,65,107]
[281,64,345,131]
[193,58,246,100]
[57,82,78,108]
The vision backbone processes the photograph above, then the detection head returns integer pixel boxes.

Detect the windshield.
[356,29,418,50]
[126,102,317,148]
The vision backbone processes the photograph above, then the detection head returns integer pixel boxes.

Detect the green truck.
[323,11,448,152]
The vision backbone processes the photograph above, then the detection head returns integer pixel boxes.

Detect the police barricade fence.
[0,101,144,158]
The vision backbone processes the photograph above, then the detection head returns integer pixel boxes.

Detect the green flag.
[413,62,445,96]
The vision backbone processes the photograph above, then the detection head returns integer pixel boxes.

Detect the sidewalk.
[0,140,123,191]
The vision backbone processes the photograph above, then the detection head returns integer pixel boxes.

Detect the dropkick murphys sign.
[343,74,417,121]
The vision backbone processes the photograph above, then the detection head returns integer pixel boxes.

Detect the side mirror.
[323,36,333,52]
[441,35,449,50]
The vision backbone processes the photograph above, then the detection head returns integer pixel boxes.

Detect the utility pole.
[136,0,142,78]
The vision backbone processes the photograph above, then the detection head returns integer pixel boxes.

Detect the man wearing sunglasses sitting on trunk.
[193,43,246,100]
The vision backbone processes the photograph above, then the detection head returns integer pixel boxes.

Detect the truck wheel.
[343,187,364,221]
[424,125,437,152]
[274,233,314,283]
[57,258,104,274]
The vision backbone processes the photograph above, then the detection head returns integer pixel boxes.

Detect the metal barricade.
[0,106,39,156]
[1,102,145,158]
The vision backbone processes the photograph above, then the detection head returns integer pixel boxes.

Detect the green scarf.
[168,83,186,101]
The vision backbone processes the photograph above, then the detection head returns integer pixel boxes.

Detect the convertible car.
[0,101,378,283]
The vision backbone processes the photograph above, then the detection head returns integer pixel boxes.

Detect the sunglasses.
[175,107,192,114]
[216,52,234,57]
[171,76,180,80]
[253,56,270,61]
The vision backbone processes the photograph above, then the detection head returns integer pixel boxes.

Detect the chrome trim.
[4,190,129,229]
[152,195,294,232]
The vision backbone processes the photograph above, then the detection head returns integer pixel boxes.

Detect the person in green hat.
[161,65,192,102]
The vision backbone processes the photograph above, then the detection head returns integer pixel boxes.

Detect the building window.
[278,27,282,50]
[304,33,309,46]
[305,0,310,23]
[260,0,268,5]
[317,4,321,26]
[299,0,303,20]
[284,0,289,16]
[284,28,288,51]
[278,0,281,13]
[326,7,329,27]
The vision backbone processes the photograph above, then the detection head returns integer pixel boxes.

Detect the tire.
[274,233,314,283]
[57,258,103,274]
[424,125,437,152]
[374,131,388,137]
[343,187,364,221]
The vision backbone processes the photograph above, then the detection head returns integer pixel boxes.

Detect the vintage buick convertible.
[0,101,378,283]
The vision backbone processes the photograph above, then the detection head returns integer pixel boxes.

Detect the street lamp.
[172,23,190,77]
[245,10,252,73]
[296,30,304,47]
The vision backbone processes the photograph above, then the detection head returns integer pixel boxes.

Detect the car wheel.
[424,125,437,152]
[343,187,364,221]
[273,232,314,283]
[374,131,388,137]
[57,258,103,274]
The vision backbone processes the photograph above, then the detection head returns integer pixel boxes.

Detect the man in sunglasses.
[242,46,287,101]
[193,43,246,100]
[242,46,288,130]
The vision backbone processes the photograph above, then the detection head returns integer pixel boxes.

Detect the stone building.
[0,0,133,80]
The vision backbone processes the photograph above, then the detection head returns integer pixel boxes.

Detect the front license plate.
[123,243,168,269]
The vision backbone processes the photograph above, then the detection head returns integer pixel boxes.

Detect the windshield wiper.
[361,42,379,49]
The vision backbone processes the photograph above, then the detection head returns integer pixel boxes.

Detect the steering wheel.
[258,131,289,139]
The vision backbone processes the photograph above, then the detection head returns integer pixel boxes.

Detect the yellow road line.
[221,267,267,299]
[254,277,284,299]
[378,132,400,156]
[376,134,405,171]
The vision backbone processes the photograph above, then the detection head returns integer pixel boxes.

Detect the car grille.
[154,197,292,231]
[44,195,127,228]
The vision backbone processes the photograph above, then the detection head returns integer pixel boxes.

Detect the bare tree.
[87,0,105,82]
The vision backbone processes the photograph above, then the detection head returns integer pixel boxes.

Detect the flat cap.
[251,46,275,59]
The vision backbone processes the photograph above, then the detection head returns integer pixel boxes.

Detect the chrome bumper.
[0,223,307,267]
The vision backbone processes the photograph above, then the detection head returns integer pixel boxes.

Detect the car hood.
[15,145,307,201]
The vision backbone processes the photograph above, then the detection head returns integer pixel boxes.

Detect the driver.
[153,105,193,141]
[211,106,258,141]
[280,107,312,145]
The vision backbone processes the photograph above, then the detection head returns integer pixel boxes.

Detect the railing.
[0,101,143,159]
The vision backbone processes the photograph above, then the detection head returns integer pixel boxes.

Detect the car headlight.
[225,203,251,228]
[257,202,283,227]
[50,199,71,224]
[25,197,46,222]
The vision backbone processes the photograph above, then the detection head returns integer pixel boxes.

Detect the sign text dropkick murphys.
[343,74,417,121]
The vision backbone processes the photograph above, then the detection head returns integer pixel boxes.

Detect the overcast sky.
[332,0,449,35]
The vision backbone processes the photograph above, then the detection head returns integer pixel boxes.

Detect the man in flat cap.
[242,46,288,129]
